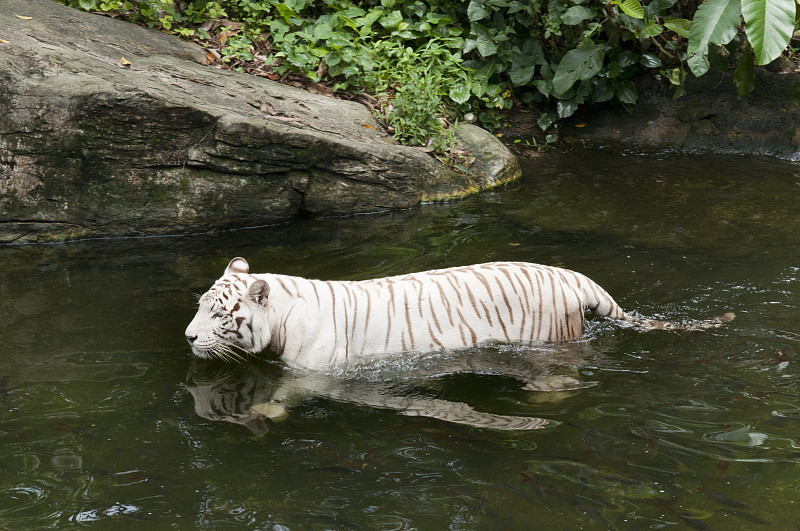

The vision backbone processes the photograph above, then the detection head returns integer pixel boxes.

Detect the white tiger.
[185,257,733,370]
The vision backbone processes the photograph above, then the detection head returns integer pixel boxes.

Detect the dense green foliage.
[56,0,799,151]
[687,0,797,96]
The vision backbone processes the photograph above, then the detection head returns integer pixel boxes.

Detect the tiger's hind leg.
[521,374,598,392]
[278,373,552,430]
[479,344,598,394]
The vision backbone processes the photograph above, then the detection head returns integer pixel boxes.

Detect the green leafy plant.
[387,68,447,150]
[53,0,800,153]
[58,0,188,30]
[687,0,797,96]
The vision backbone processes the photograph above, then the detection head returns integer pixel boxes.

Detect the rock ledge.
[0,0,520,243]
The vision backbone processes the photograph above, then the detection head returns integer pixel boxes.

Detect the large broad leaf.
[379,10,404,30]
[466,23,498,57]
[561,6,596,25]
[742,0,795,65]
[449,82,471,104]
[467,0,489,22]
[664,18,692,38]
[593,78,615,102]
[552,42,606,97]
[612,0,644,19]
[615,80,638,104]
[639,52,663,68]
[687,0,742,77]
[638,19,664,38]
[509,65,535,86]
[734,42,756,96]
[557,98,579,119]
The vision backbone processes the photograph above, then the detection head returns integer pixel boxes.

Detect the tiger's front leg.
[270,301,349,370]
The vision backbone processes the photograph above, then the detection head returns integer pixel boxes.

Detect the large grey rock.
[0,0,520,243]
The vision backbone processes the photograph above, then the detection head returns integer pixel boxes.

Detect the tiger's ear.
[226,257,249,275]
[248,280,270,306]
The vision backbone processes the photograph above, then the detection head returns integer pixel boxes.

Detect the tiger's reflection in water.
[184,342,599,435]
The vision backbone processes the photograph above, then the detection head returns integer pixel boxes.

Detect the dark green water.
[2,146,799,529]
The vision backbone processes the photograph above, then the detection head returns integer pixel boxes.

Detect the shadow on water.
[2,146,800,528]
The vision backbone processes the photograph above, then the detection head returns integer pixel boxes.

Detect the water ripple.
[0,485,48,517]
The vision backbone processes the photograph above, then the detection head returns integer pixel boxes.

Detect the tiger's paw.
[522,375,598,392]
[249,402,289,422]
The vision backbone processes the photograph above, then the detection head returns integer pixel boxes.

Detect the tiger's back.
[340,261,627,354]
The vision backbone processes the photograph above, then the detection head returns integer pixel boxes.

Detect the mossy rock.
[0,0,520,243]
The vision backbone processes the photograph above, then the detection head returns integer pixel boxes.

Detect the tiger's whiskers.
[209,343,246,363]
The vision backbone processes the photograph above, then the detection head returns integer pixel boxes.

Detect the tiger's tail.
[626,312,735,332]
[580,274,735,332]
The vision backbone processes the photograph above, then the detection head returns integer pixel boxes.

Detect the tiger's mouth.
[188,342,249,363]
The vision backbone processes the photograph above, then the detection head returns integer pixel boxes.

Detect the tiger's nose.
[185,334,197,344]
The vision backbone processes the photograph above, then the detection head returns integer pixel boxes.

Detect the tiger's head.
[185,257,271,361]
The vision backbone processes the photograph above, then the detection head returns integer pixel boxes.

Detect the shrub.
[54,0,800,152]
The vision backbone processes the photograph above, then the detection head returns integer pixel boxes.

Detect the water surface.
[2,146,799,528]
